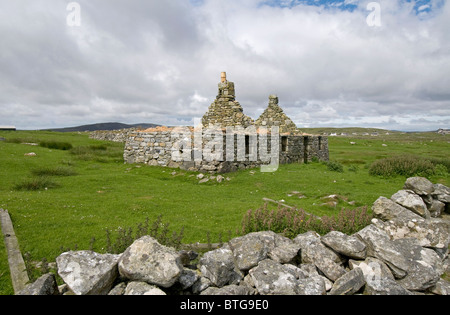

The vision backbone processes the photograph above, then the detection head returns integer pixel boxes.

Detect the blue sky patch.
[403,0,445,15]
[260,0,359,12]
[259,0,445,16]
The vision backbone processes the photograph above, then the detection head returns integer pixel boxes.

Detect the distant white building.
[0,126,16,131]
[437,129,449,135]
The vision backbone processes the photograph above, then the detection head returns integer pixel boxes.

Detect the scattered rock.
[433,184,450,204]
[200,284,254,295]
[404,177,434,196]
[350,257,412,295]
[329,267,365,295]
[355,224,410,279]
[227,231,289,271]
[268,241,301,264]
[249,259,312,295]
[124,281,166,295]
[321,231,367,260]
[295,231,346,281]
[191,276,212,294]
[394,238,443,291]
[391,190,429,218]
[118,236,183,288]
[56,251,120,295]
[372,196,422,222]
[372,217,449,250]
[18,273,59,295]
[108,282,126,295]
[198,247,240,287]
[429,279,450,295]
[178,268,199,290]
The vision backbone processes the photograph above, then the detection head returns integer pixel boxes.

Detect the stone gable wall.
[255,95,298,134]
[202,80,254,128]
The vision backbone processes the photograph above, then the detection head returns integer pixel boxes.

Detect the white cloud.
[0,0,449,131]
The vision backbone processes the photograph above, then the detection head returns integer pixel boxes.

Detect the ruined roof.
[142,126,178,133]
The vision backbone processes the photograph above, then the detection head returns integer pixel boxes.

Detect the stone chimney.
[202,73,253,128]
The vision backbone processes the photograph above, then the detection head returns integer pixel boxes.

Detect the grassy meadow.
[0,128,449,294]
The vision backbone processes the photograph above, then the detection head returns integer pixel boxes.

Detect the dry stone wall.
[90,128,138,142]
[19,177,450,295]
[123,129,329,173]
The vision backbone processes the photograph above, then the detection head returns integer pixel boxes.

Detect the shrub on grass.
[31,166,77,177]
[5,138,24,144]
[5,137,40,144]
[325,160,344,173]
[103,215,185,254]
[240,204,372,238]
[13,177,60,191]
[70,144,122,162]
[70,145,107,156]
[368,155,447,178]
[427,158,450,173]
[434,164,448,177]
[348,165,359,173]
[39,141,73,150]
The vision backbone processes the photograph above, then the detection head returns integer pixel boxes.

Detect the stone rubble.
[19,177,449,295]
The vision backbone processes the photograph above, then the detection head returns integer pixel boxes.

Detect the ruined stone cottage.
[120,73,329,173]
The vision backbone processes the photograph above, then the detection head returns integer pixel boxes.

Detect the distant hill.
[301,127,397,135]
[46,122,161,132]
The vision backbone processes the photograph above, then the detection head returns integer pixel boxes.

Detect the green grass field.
[0,129,449,294]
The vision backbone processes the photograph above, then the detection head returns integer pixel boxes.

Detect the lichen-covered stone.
[118,236,183,288]
[321,231,367,260]
[56,251,120,295]
[198,247,240,287]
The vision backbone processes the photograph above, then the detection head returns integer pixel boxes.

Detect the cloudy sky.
[1,0,449,131]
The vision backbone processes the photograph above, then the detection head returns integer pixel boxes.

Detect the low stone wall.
[89,128,138,142]
[19,177,450,295]
[123,129,329,173]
